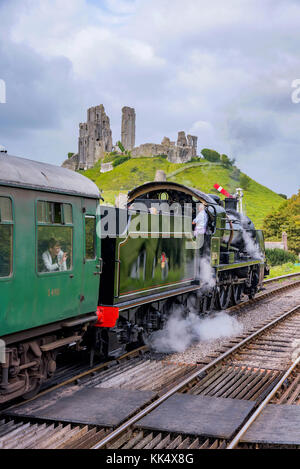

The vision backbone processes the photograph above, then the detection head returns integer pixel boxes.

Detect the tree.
[201,148,221,162]
[263,190,300,255]
[220,154,235,168]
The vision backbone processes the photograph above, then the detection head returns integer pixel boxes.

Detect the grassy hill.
[79,157,284,229]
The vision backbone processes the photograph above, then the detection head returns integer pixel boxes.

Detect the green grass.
[265,262,300,279]
[79,157,284,229]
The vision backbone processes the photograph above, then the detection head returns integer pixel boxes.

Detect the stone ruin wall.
[131,132,198,163]
[62,104,198,170]
[121,106,136,151]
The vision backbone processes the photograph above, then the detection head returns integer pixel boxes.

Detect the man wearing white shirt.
[42,238,68,272]
[192,203,208,236]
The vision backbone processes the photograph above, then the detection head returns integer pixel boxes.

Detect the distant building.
[265,232,288,251]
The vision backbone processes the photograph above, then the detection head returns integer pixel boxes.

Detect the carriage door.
[80,198,100,314]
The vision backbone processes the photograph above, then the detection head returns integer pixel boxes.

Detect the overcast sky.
[0,0,299,196]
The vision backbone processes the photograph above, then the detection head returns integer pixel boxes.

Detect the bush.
[103,151,119,163]
[265,248,297,266]
[68,152,74,159]
[220,154,235,168]
[201,148,221,162]
[117,141,125,153]
[112,156,131,167]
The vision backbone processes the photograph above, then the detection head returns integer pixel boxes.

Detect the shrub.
[117,141,125,153]
[112,156,131,167]
[220,154,235,168]
[201,148,221,162]
[68,152,74,159]
[265,248,297,266]
[190,156,200,162]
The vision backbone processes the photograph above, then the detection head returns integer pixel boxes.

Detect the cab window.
[37,201,73,273]
[0,197,13,278]
[85,216,96,260]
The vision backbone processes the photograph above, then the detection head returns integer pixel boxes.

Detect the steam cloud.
[242,229,263,260]
[150,310,243,353]
[197,255,216,289]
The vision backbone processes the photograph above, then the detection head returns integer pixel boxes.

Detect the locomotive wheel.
[232,284,243,305]
[216,285,232,310]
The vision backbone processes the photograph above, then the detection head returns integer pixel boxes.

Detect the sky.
[0,0,299,197]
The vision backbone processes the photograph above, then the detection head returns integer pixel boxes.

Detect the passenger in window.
[42,238,68,272]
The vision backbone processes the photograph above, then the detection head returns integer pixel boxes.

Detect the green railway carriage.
[0,154,102,402]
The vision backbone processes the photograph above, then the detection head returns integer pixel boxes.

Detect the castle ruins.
[121,106,136,151]
[62,104,198,170]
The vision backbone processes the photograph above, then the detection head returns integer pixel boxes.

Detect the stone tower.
[121,106,136,151]
[78,104,113,169]
[187,134,198,157]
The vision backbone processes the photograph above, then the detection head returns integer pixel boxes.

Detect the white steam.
[242,229,263,260]
[150,310,243,353]
[197,256,216,289]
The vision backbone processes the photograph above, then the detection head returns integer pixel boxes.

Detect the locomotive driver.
[192,203,208,236]
[42,238,68,272]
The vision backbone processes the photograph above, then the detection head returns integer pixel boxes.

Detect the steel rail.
[227,355,300,449]
[92,304,300,449]
[264,271,300,284]
[227,278,300,314]
[5,275,300,412]
[6,345,147,410]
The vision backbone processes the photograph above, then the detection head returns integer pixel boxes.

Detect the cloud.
[0,0,299,196]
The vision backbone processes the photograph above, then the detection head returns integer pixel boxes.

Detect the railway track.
[226,357,300,449]
[1,301,299,449]
[0,274,299,449]
[87,303,300,449]
[3,271,298,411]
[264,271,300,284]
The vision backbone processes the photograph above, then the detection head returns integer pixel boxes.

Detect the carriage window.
[0,197,13,278]
[37,201,73,273]
[37,202,73,225]
[63,204,73,224]
[85,216,96,259]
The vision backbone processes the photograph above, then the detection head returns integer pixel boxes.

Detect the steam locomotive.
[0,154,267,403]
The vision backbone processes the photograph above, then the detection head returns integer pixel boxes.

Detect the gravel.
[149,284,300,365]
